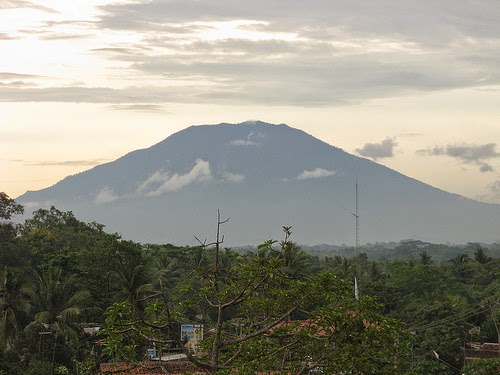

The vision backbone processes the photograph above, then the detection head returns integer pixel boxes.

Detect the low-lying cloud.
[490,180,500,200]
[94,187,119,205]
[297,168,336,180]
[356,138,397,160]
[229,131,264,146]
[139,159,212,196]
[222,172,245,183]
[418,143,499,172]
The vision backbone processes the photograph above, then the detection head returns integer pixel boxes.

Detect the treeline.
[280,240,500,262]
[0,192,499,374]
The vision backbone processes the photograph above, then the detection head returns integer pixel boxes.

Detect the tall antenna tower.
[355,180,359,255]
[354,180,359,299]
[342,180,360,299]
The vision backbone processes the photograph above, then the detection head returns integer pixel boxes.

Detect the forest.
[0,192,499,375]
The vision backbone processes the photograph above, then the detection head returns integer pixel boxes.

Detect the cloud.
[480,164,494,172]
[108,104,167,113]
[0,72,43,79]
[0,1,58,13]
[39,33,93,41]
[222,172,245,183]
[297,168,336,180]
[0,33,15,40]
[417,143,499,172]
[0,72,43,88]
[94,187,120,205]
[479,179,500,204]
[229,139,258,146]
[356,138,397,160]
[139,159,212,196]
[2,1,500,108]
[97,0,499,43]
[229,131,264,146]
[23,159,109,167]
[399,132,422,137]
[490,180,500,200]
[90,47,138,54]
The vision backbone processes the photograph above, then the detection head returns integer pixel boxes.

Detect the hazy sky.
[1,0,499,204]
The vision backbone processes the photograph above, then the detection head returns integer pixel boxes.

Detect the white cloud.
[141,159,212,196]
[297,168,336,180]
[138,170,167,194]
[222,171,245,183]
[23,200,52,209]
[94,187,119,205]
[229,139,258,146]
[229,131,264,146]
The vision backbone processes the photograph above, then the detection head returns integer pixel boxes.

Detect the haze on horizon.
[1,0,500,204]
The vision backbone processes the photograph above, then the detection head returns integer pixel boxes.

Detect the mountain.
[17,121,500,246]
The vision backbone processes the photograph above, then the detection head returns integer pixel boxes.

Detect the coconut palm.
[0,266,32,349]
[111,241,154,315]
[29,267,91,343]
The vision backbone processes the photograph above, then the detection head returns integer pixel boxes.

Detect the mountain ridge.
[17,121,500,246]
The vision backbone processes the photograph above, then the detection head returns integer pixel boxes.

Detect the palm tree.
[0,266,32,349]
[29,267,90,343]
[111,241,154,315]
[279,241,312,280]
[474,248,491,264]
[419,251,433,265]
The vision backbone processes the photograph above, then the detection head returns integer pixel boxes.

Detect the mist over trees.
[0,193,499,374]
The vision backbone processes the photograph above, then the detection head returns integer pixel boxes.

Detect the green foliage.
[403,359,454,375]
[76,355,99,375]
[0,266,33,350]
[24,359,54,375]
[102,228,410,375]
[463,359,500,375]
[0,192,24,220]
[0,198,498,374]
[100,301,147,363]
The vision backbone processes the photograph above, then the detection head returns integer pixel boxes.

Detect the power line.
[409,303,497,332]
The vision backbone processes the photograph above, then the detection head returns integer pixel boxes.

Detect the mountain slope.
[17,121,500,246]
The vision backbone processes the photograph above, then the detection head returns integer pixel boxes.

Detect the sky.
[1,0,499,204]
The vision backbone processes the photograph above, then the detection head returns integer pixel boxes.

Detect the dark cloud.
[2,1,499,108]
[480,164,494,172]
[418,143,499,172]
[356,138,397,160]
[88,10,500,106]
[97,0,500,43]
[419,143,499,162]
